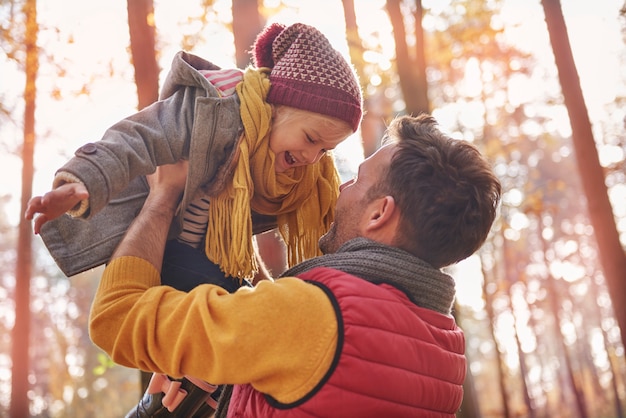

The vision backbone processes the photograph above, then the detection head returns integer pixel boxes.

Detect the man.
[89,114,502,417]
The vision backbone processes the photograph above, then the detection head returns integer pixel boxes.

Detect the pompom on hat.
[252,22,363,132]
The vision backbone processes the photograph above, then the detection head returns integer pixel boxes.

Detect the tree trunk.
[412,0,429,114]
[11,0,38,416]
[341,0,364,82]
[232,0,264,69]
[127,0,160,393]
[385,0,429,115]
[127,0,159,109]
[540,0,626,350]
[481,242,512,418]
[455,303,482,418]
[341,0,384,158]
[509,287,536,418]
[586,255,625,417]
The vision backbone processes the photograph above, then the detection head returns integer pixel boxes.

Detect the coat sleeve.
[38,83,204,277]
[38,53,242,277]
[56,85,199,217]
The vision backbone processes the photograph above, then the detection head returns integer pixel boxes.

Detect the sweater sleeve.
[89,256,338,404]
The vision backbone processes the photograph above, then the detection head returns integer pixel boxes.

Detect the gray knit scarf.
[282,237,456,316]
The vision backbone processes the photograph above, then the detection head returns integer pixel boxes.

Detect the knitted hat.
[252,23,363,132]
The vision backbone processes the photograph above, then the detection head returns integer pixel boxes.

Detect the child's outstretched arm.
[25,182,89,234]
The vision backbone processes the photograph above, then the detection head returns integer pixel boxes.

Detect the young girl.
[26,22,363,417]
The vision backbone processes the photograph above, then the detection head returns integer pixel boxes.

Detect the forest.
[1,0,625,417]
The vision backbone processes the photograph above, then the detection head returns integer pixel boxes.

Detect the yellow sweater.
[89,256,337,404]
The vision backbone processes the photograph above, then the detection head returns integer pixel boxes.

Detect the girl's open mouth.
[285,151,296,165]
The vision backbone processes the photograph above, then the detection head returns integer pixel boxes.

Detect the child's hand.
[25,183,89,234]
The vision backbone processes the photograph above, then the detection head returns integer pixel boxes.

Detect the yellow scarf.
[205,68,340,279]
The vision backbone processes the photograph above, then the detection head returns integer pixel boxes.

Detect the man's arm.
[109,160,187,270]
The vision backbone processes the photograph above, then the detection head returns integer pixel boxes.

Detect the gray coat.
[40,51,275,277]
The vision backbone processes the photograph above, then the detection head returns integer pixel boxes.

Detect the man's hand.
[145,159,189,210]
[25,183,89,234]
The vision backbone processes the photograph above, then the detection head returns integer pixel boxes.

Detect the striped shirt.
[176,68,243,248]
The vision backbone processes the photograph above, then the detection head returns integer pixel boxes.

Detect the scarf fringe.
[205,140,257,279]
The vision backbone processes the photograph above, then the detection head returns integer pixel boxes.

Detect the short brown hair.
[373,114,501,268]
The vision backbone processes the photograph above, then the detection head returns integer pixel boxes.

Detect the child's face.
[269,107,352,173]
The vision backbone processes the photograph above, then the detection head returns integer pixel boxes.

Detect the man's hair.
[372,114,502,268]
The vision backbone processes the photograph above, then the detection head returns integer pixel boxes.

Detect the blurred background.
[1,0,625,416]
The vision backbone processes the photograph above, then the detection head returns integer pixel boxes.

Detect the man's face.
[319,144,396,254]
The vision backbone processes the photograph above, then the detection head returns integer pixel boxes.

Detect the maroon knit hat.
[252,23,363,132]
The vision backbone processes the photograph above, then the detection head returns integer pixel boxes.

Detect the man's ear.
[363,195,397,233]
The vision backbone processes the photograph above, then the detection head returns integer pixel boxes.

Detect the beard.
[319,203,362,255]
[318,223,338,254]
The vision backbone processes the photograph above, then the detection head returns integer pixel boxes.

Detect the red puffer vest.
[227,267,466,417]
